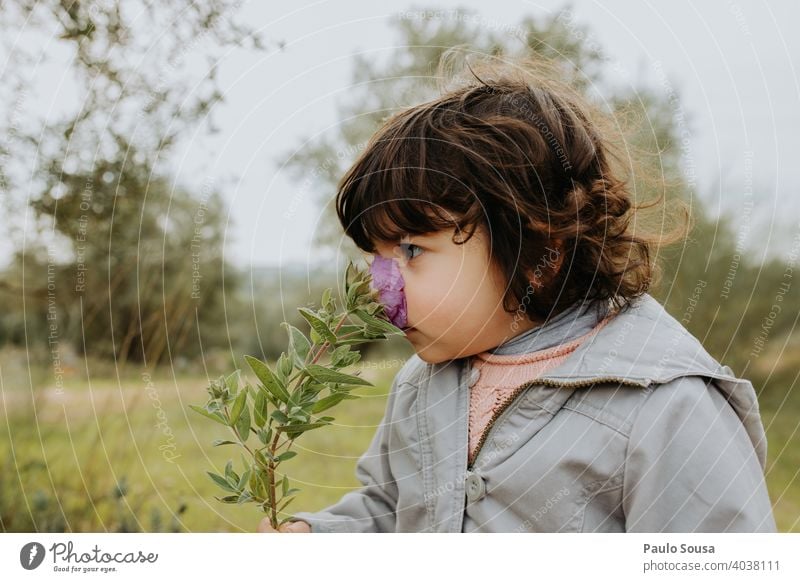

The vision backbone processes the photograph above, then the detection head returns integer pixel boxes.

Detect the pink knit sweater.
[467,313,614,465]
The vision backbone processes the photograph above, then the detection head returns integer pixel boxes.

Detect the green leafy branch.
[189,260,403,529]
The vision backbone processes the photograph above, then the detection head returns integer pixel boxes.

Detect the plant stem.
[267,429,283,528]
[263,314,351,527]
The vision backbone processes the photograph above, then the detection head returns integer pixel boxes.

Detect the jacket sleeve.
[285,370,403,533]
[622,375,777,532]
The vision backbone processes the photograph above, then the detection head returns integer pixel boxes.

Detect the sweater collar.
[485,297,613,357]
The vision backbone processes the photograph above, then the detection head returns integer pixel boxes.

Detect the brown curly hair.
[335,54,690,321]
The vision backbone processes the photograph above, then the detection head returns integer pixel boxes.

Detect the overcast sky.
[6,0,800,268]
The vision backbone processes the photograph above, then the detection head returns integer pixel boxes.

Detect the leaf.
[207,472,236,493]
[276,451,297,462]
[311,392,348,414]
[335,324,362,337]
[330,345,352,368]
[257,426,273,446]
[278,352,293,378]
[344,261,356,294]
[237,469,251,491]
[353,308,403,335]
[327,384,364,395]
[335,337,370,346]
[215,495,240,504]
[350,279,372,304]
[254,468,269,499]
[281,475,289,497]
[290,422,331,430]
[302,380,327,394]
[253,388,269,428]
[255,449,272,468]
[189,405,229,427]
[298,307,337,344]
[245,355,290,404]
[270,409,289,424]
[345,284,359,311]
[229,389,247,426]
[225,369,241,393]
[224,460,237,483]
[342,352,361,367]
[305,364,373,386]
[237,491,253,505]
[206,378,226,399]
[280,421,330,437]
[249,470,259,495]
[235,404,251,441]
[212,439,238,447]
[277,496,296,513]
[261,390,280,409]
[281,322,311,365]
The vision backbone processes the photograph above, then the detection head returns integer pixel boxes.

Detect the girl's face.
[371,224,543,364]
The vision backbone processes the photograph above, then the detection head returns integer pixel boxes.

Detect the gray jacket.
[290,293,777,532]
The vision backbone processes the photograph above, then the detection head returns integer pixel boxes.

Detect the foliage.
[190,261,404,528]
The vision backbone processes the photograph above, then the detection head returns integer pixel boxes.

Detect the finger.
[257,517,277,533]
[281,521,309,533]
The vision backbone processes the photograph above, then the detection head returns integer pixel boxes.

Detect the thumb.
[257,516,278,533]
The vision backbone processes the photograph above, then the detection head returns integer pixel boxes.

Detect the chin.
[415,353,440,364]
[412,345,458,365]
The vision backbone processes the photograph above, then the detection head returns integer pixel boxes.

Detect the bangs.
[335,109,480,253]
[353,197,466,253]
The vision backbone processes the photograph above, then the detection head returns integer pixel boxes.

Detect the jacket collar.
[536,293,737,387]
[485,295,611,356]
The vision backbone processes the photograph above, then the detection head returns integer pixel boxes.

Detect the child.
[260,56,776,533]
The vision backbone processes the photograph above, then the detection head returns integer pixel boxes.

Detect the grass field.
[0,360,399,533]
[1,356,797,532]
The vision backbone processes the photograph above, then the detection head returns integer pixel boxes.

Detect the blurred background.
[0,0,798,532]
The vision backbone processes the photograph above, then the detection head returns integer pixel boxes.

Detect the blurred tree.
[25,138,239,364]
[0,0,272,365]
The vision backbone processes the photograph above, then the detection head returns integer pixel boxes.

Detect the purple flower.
[368,255,408,329]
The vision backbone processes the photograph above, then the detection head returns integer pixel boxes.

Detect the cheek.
[404,260,505,326]
[403,272,448,319]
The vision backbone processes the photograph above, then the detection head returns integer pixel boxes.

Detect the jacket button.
[465,472,486,502]
[468,368,481,387]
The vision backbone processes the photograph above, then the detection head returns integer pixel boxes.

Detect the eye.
[398,242,423,262]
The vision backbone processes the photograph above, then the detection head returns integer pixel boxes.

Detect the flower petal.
[369,256,408,328]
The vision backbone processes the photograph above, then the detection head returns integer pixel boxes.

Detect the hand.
[257,517,311,533]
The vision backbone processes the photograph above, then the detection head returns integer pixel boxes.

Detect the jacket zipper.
[466,375,648,471]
